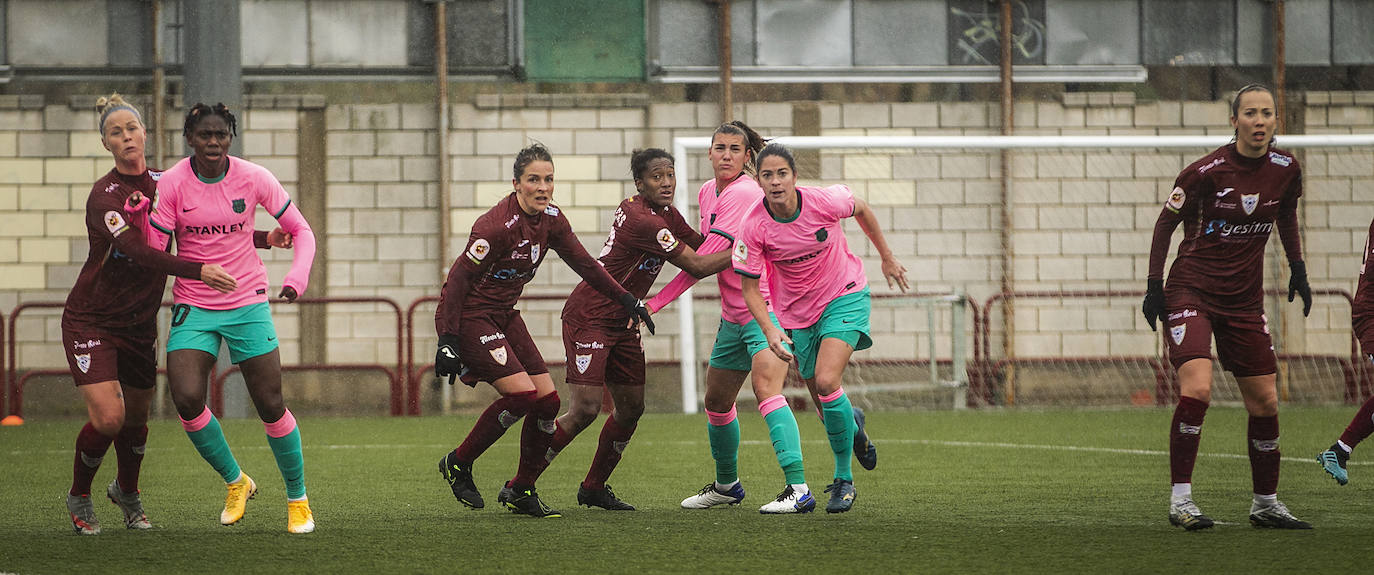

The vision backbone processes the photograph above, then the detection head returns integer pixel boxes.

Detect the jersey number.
[170,304,191,327]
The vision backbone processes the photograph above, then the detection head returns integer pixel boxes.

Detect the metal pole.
[999,0,1016,397]
[151,0,165,171]
[673,138,698,414]
[716,0,732,122]
[435,0,453,414]
[1274,0,1286,132]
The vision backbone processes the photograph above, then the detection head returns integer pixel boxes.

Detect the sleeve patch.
[466,238,491,264]
[104,210,129,236]
[1165,187,1185,212]
[731,239,748,266]
[656,228,679,252]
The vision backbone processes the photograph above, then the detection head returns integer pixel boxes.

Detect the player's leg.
[1317,356,1374,485]
[1162,291,1216,530]
[170,345,255,526]
[239,345,313,533]
[537,319,610,481]
[805,336,860,513]
[578,338,646,511]
[492,314,561,518]
[681,320,750,509]
[744,316,812,514]
[107,354,155,531]
[68,380,123,535]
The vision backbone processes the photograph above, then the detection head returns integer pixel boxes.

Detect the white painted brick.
[403,157,437,182]
[917,231,966,256]
[1084,256,1134,280]
[1109,332,1155,355]
[891,153,940,180]
[1328,106,1374,126]
[1304,107,1328,127]
[1060,231,1107,255]
[891,103,939,128]
[1109,180,1158,205]
[520,130,573,153]
[378,236,428,261]
[351,157,401,182]
[1036,103,1084,128]
[453,156,503,182]
[20,237,68,263]
[0,238,17,262]
[452,103,500,130]
[0,110,43,130]
[649,103,696,129]
[963,180,999,205]
[351,209,401,235]
[376,131,427,156]
[744,103,792,128]
[939,103,988,128]
[1181,101,1228,128]
[475,130,525,156]
[327,158,351,182]
[1108,230,1152,255]
[1326,152,1374,177]
[254,157,297,183]
[1015,231,1060,255]
[557,156,600,181]
[1084,153,1132,178]
[1013,333,1062,357]
[402,209,439,235]
[1038,256,1085,280]
[1085,107,1132,127]
[45,212,84,237]
[329,236,376,261]
[327,210,352,234]
[351,104,401,130]
[843,155,891,179]
[1306,230,1354,254]
[19,186,68,210]
[500,109,550,130]
[941,257,989,281]
[574,130,623,155]
[1085,206,1135,229]
[940,154,989,178]
[1059,180,1108,205]
[1038,307,1086,331]
[941,206,989,230]
[867,181,915,205]
[917,180,962,205]
[1036,153,1085,178]
[329,184,377,209]
[376,183,426,208]
[1039,206,1086,229]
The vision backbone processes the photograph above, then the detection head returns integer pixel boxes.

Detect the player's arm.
[645,231,733,313]
[551,217,654,333]
[1143,178,1192,330]
[851,196,909,292]
[254,228,293,250]
[263,177,316,301]
[667,245,731,279]
[105,191,237,292]
[1277,172,1310,316]
[741,274,791,362]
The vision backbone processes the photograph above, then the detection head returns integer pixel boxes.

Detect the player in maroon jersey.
[436,144,653,518]
[509,148,730,510]
[1142,84,1312,530]
[1316,218,1374,486]
[60,94,281,534]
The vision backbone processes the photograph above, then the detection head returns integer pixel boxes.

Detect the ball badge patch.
[103,210,128,237]
[1165,187,1186,212]
[732,240,748,266]
[656,228,678,251]
[467,238,490,264]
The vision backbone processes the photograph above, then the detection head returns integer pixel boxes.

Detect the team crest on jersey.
[575,354,592,374]
[656,228,678,251]
[467,238,491,263]
[732,240,748,265]
[1241,193,1259,215]
[1170,324,1187,345]
[232,198,246,214]
[489,346,508,366]
[104,210,128,237]
[815,228,828,242]
[1165,187,1185,211]
[531,243,540,263]
[74,353,91,374]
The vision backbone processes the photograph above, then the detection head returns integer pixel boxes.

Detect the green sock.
[707,416,740,486]
[266,428,307,500]
[185,415,241,483]
[763,407,806,485]
[821,393,856,482]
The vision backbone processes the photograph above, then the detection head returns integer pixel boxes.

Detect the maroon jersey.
[1148,144,1303,312]
[436,193,631,335]
[1353,218,1374,353]
[563,196,702,327]
[62,168,202,331]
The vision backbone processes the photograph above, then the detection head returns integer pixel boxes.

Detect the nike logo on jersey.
[182,207,197,212]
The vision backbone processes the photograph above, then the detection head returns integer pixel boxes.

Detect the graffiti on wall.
[948,0,1046,65]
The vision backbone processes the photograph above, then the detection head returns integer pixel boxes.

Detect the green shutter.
[524,0,645,82]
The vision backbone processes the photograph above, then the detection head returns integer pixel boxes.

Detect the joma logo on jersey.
[231,198,246,214]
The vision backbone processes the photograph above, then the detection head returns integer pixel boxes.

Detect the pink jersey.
[732,184,867,329]
[699,174,770,325]
[150,156,315,310]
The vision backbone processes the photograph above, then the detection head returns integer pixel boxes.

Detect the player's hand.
[267,227,293,249]
[435,334,469,387]
[278,285,299,302]
[618,292,655,335]
[124,191,149,213]
[200,264,237,293]
[1288,260,1312,317]
[882,255,909,292]
[764,325,795,363]
[1141,279,1165,331]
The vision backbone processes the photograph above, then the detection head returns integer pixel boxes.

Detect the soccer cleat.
[501,486,562,518]
[497,483,514,507]
[852,407,877,471]
[680,482,746,509]
[1168,498,1214,531]
[1317,444,1350,486]
[105,479,151,530]
[823,479,856,513]
[577,485,636,510]
[1249,500,1312,529]
[287,499,316,534]
[66,493,101,535]
[438,452,484,509]
[759,486,816,514]
[221,473,257,526]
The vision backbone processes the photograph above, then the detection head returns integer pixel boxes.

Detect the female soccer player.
[435,143,652,518]
[519,148,729,511]
[646,122,832,514]
[145,103,318,534]
[1142,84,1312,530]
[61,94,240,535]
[1316,217,1374,486]
[734,143,908,513]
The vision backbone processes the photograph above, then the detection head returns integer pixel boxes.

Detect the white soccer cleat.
[680,482,745,509]
[758,485,815,514]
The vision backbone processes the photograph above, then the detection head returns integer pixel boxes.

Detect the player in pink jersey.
[435,144,653,518]
[147,103,318,534]
[512,148,729,511]
[1142,85,1311,530]
[1317,217,1374,486]
[734,143,908,513]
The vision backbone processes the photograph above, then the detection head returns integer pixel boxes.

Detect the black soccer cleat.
[439,452,483,509]
[852,407,877,471]
[823,479,857,513]
[501,485,562,518]
[578,485,636,511]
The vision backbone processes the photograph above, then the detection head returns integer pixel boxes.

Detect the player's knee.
[90,409,125,436]
[613,404,643,427]
[812,374,843,396]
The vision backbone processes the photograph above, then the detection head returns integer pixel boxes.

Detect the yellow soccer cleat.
[287,499,315,534]
[220,473,257,526]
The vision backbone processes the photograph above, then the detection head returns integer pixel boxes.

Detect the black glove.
[435,334,470,387]
[1142,278,1165,332]
[617,292,655,335]
[1288,260,1312,317]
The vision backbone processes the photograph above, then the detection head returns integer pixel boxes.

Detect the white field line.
[8,438,1369,466]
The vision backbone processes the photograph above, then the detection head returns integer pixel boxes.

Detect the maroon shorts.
[1164,288,1276,377]
[562,318,645,387]
[61,323,158,389]
[456,309,548,386]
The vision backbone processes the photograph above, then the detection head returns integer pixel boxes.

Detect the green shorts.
[167,302,279,364]
[789,288,873,380]
[708,314,780,372]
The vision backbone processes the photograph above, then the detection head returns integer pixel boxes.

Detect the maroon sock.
[512,392,561,487]
[530,419,577,478]
[581,414,637,491]
[454,390,535,463]
[1248,415,1281,496]
[70,422,114,497]
[1338,395,1374,450]
[113,425,149,493]
[1169,396,1208,484]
